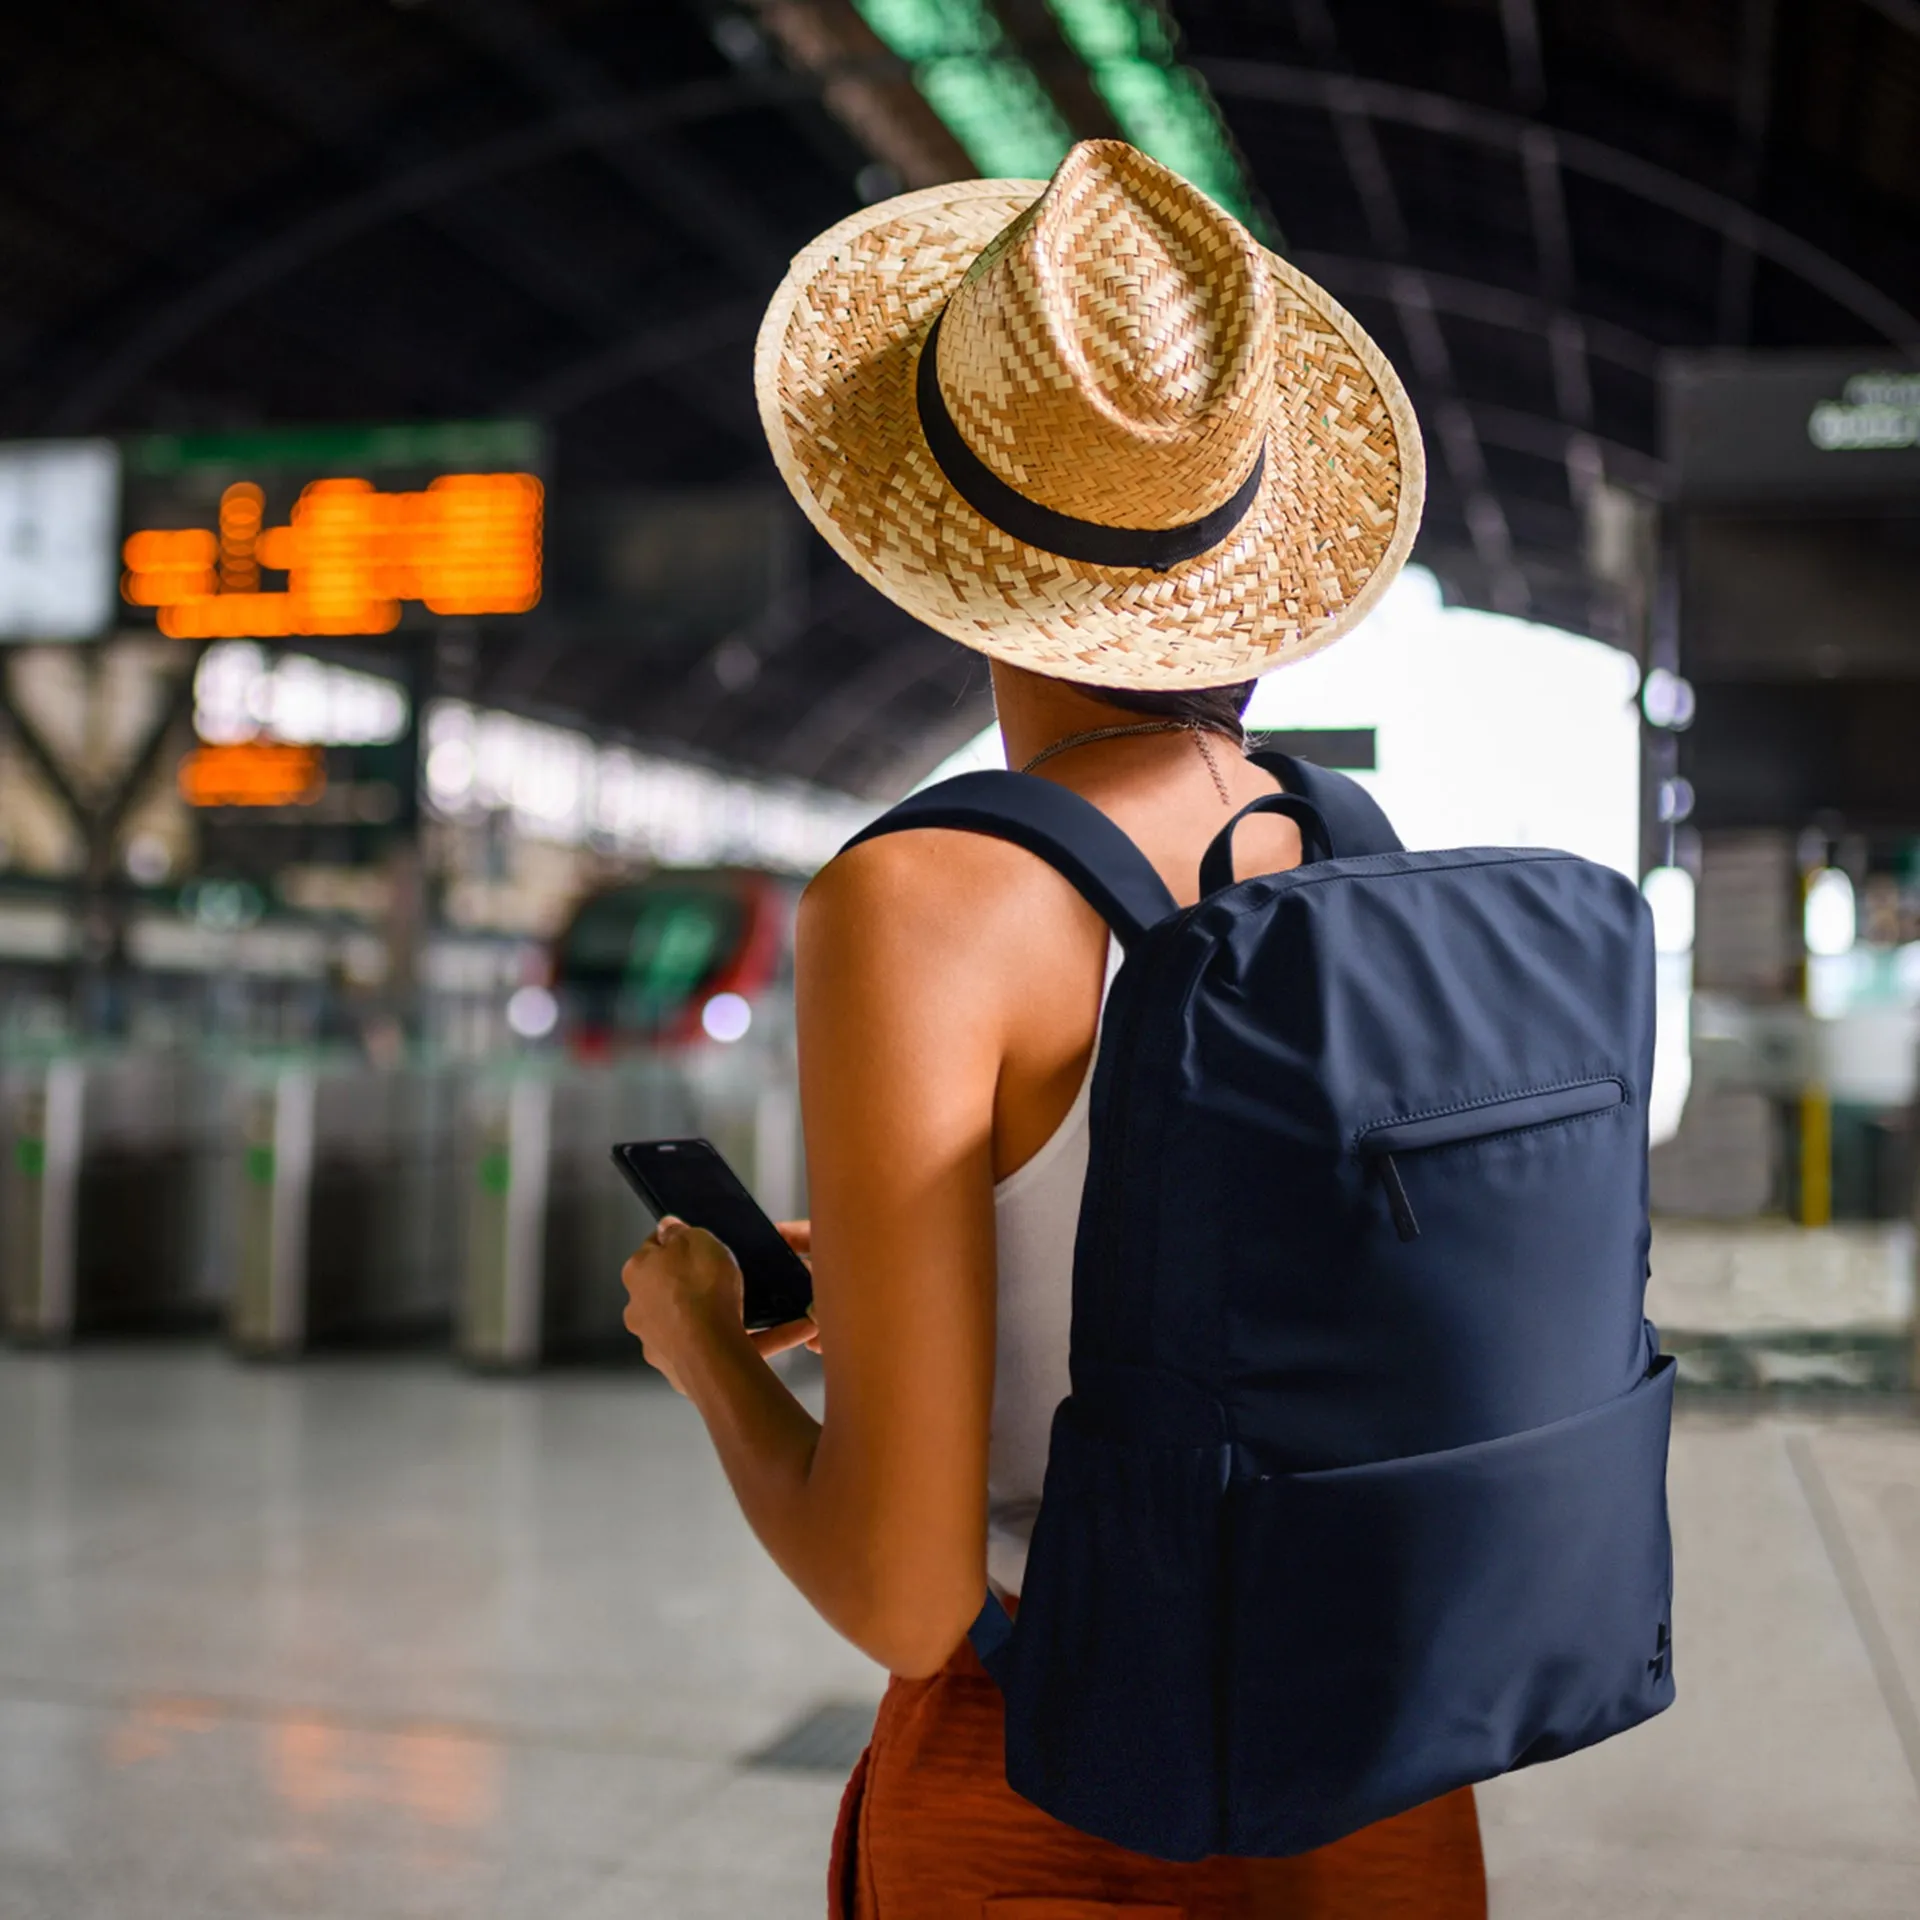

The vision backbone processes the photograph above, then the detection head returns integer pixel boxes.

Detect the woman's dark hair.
[1085,679,1256,738]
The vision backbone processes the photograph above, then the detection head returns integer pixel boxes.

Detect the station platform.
[0,1349,1914,1920]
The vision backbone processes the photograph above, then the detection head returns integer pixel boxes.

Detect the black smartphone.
[610,1137,813,1332]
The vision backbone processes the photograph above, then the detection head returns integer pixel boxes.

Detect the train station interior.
[1,2,1917,1914]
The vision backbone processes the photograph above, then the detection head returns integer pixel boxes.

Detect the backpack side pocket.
[999,1394,1231,1863]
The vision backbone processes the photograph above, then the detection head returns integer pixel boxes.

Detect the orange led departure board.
[125,472,542,638]
[178,741,327,808]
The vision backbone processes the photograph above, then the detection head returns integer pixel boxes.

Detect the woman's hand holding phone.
[621,1216,818,1393]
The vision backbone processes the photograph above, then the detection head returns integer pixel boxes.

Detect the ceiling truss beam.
[1281,4,1527,612]
[1716,0,1781,346]
[439,0,789,285]
[1291,253,1660,379]
[1197,56,1920,346]
[43,67,846,431]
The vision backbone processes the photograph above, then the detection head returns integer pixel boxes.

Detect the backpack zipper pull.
[1372,1152,1421,1242]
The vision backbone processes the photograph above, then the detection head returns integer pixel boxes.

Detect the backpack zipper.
[1357,1079,1628,1243]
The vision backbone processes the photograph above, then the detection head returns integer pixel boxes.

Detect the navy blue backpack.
[849,751,1673,1861]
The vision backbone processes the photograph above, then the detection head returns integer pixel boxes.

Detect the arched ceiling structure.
[2,0,1916,795]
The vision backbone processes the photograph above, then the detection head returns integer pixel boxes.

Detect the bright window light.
[913,725,1008,790]
[926,567,1643,880]
[1244,568,1643,878]
[700,991,753,1044]
[1803,868,1856,959]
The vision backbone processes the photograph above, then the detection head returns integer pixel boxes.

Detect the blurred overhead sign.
[125,473,542,638]
[1808,371,1920,452]
[125,419,541,478]
[1666,354,1920,502]
[0,421,546,643]
[178,741,326,808]
[0,440,119,640]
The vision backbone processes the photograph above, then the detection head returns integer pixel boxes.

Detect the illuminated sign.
[1667,354,1920,501]
[124,473,542,638]
[1808,371,1920,451]
[178,742,327,808]
[0,440,120,640]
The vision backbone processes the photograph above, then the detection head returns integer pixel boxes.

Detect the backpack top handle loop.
[1249,750,1403,857]
[1199,793,1334,897]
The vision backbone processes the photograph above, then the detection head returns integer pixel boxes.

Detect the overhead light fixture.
[1046,0,1269,235]
[851,2,1268,239]
[193,642,410,748]
[851,0,1072,179]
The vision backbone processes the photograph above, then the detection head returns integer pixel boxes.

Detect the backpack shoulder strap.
[1250,749,1404,857]
[840,770,1178,948]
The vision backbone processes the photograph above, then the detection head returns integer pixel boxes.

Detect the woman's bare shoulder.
[800,824,1100,973]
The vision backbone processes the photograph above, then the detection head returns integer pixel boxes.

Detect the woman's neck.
[990,662,1211,775]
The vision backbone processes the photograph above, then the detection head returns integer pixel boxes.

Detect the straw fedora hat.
[755,139,1424,691]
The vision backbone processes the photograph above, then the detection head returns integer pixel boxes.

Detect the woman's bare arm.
[621,830,1024,1676]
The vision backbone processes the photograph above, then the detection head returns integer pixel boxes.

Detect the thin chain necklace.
[1020,718,1240,804]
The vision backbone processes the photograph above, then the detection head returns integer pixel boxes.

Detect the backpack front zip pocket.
[1357,1078,1628,1242]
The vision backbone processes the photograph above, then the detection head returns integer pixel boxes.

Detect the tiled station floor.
[0,1348,1915,1920]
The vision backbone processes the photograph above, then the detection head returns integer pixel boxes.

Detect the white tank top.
[986,936,1123,1595]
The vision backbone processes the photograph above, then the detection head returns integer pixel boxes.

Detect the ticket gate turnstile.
[229,1058,460,1356]
[459,1051,802,1368]
[1,1049,222,1342]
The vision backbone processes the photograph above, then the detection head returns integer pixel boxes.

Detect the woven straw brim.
[756,179,1426,691]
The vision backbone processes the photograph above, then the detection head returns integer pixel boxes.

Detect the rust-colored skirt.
[830,1633,1485,1920]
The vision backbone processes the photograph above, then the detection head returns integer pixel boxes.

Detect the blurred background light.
[122,833,174,887]
[1804,867,1857,958]
[1640,666,1696,730]
[424,700,870,873]
[0,439,119,639]
[1643,865,1697,957]
[699,990,753,1043]
[1656,776,1696,824]
[505,983,560,1040]
[194,641,410,747]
